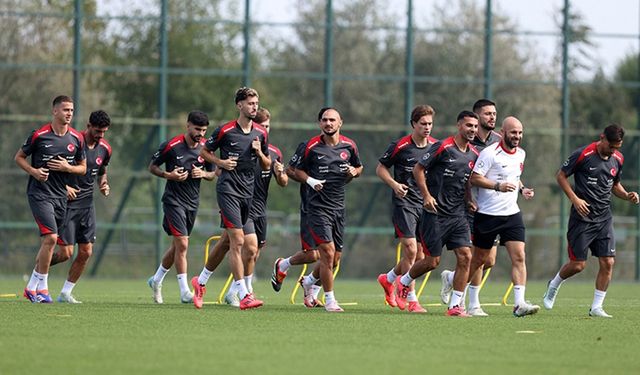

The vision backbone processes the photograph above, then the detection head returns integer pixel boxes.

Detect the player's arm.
[293,167,324,191]
[286,165,304,183]
[556,169,590,217]
[253,137,272,171]
[98,169,110,197]
[376,162,407,198]
[470,172,516,192]
[464,178,476,212]
[612,181,639,204]
[149,161,188,181]
[201,148,236,171]
[412,162,436,212]
[14,149,49,182]
[273,160,288,187]
[517,180,534,200]
[47,156,86,176]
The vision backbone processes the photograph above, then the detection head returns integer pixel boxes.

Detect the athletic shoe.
[36,290,53,303]
[191,276,206,309]
[224,292,240,307]
[467,305,488,317]
[589,307,612,318]
[513,301,540,317]
[180,291,194,304]
[239,293,263,310]
[299,277,315,303]
[440,270,453,305]
[377,273,397,307]
[446,305,471,317]
[147,277,163,304]
[271,258,287,292]
[407,301,427,313]
[324,300,344,312]
[23,289,37,303]
[395,281,410,311]
[57,292,82,304]
[542,280,558,310]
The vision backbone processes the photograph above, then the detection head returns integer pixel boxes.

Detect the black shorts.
[299,211,316,251]
[217,193,252,229]
[306,209,345,252]
[163,203,197,237]
[58,206,96,245]
[392,205,421,239]
[473,212,525,249]
[243,215,267,248]
[418,211,471,257]
[28,196,67,236]
[567,216,615,261]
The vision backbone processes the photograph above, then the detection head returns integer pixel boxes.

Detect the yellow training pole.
[395,242,402,264]
[289,263,308,304]
[415,271,431,299]
[502,282,514,305]
[478,267,492,290]
[217,273,234,304]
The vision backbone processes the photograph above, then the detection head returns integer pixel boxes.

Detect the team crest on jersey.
[96,157,103,166]
[340,151,348,160]
[468,161,474,169]
[198,156,204,164]
[67,143,75,152]
[610,167,617,176]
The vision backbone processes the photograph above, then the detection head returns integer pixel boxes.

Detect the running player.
[49,110,112,303]
[467,116,539,317]
[15,95,87,303]
[291,107,363,312]
[395,111,479,317]
[542,124,639,318]
[192,87,270,310]
[147,110,215,304]
[376,105,437,313]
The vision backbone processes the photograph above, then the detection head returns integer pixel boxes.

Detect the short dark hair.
[457,110,479,122]
[603,123,625,143]
[52,95,73,107]
[89,110,111,128]
[410,105,435,125]
[254,107,271,124]
[472,99,496,113]
[317,107,338,121]
[187,110,209,126]
[234,87,259,104]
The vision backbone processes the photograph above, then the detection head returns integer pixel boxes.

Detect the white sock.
[324,291,336,304]
[549,272,565,289]
[37,273,49,291]
[153,265,169,284]
[386,269,398,283]
[407,290,418,302]
[591,289,607,310]
[177,274,190,295]
[27,269,41,291]
[197,267,213,285]
[449,290,464,309]
[61,280,75,295]
[513,285,526,306]
[447,271,455,285]
[468,285,481,308]
[303,273,318,287]
[235,279,249,299]
[311,285,321,299]
[400,273,414,287]
[244,274,253,293]
[279,258,291,273]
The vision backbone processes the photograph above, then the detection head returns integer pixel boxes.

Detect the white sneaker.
[325,301,344,312]
[181,291,194,304]
[513,301,540,317]
[224,292,240,307]
[57,292,82,304]
[542,281,558,310]
[440,270,453,305]
[147,277,163,304]
[589,307,612,318]
[467,305,488,317]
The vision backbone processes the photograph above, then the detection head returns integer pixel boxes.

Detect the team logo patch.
[477,160,484,168]
[610,167,617,176]
[67,143,75,152]
[340,151,348,160]
[468,161,474,169]
[96,157,103,166]
[198,156,204,164]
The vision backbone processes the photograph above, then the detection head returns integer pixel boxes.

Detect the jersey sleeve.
[151,141,170,166]
[21,130,38,156]
[204,126,222,152]
[260,133,269,156]
[418,141,442,171]
[472,148,494,176]
[288,142,306,168]
[378,141,398,168]
[560,147,582,177]
[74,140,86,163]
[98,150,112,176]
[349,143,362,168]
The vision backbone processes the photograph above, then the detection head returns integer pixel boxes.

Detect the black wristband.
[494,182,500,191]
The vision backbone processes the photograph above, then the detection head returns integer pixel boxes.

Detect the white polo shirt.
[473,142,525,216]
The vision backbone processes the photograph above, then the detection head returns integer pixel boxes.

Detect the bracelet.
[494,182,500,191]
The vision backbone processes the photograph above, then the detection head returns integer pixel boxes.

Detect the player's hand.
[251,137,261,153]
[99,181,110,197]
[522,187,534,200]
[47,155,71,172]
[467,200,477,213]
[220,157,238,171]
[33,167,49,182]
[191,164,205,179]
[628,191,639,204]
[346,165,359,178]
[306,176,325,191]
[497,181,517,192]
[423,196,438,213]
[571,197,590,217]
[166,167,188,181]
[273,160,285,175]
[393,183,409,198]
[66,185,80,200]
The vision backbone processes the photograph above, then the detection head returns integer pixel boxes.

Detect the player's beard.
[323,129,337,137]
[481,121,494,131]
[505,137,519,149]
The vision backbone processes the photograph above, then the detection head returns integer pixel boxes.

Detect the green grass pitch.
[1,276,639,374]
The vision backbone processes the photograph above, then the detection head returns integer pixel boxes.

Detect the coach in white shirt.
[468,116,540,317]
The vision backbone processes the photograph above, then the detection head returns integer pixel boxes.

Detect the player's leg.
[58,242,91,304]
[589,220,616,317]
[241,233,259,294]
[172,235,192,303]
[444,246,471,317]
[505,240,539,317]
[317,242,342,312]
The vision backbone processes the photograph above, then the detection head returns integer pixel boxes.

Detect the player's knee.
[483,256,496,269]
[570,260,587,273]
[600,257,615,270]
[77,246,92,261]
[42,234,58,249]
[426,257,440,269]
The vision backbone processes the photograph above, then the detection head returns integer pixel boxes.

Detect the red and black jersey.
[417,136,479,217]
[68,134,112,208]
[379,134,437,209]
[205,120,269,199]
[471,130,501,152]
[288,142,309,215]
[297,134,362,212]
[249,144,283,218]
[151,134,214,210]
[21,123,86,200]
[560,142,624,223]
